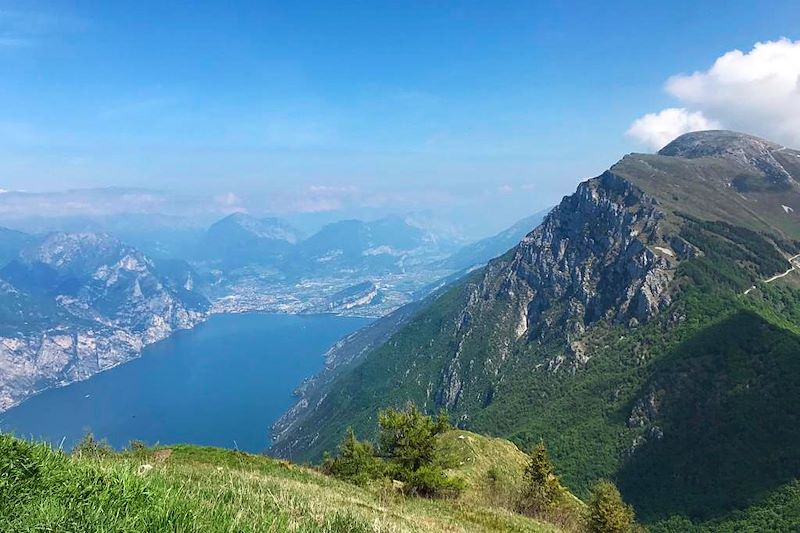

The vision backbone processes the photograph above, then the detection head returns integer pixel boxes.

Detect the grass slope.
[0,432,559,532]
[439,430,586,526]
[611,152,800,237]
[438,429,531,504]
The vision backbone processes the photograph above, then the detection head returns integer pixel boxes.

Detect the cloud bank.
[628,38,800,150]
[627,108,720,151]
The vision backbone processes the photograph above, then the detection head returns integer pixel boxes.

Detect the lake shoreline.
[0,313,371,453]
[0,307,379,416]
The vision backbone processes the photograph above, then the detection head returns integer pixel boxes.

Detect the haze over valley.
[0,197,552,412]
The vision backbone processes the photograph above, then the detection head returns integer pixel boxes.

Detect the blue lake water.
[0,313,370,453]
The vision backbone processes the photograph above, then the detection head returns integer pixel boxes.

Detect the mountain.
[0,232,208,412]
[440,209,551,272]
[202,214,458,317]
[0,227,35,268]
[291,216,441,276]
[270,131,800,529]
[199,213,303,268]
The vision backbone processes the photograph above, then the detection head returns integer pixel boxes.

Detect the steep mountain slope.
[0,232,208,412]
[271,131,800,528]
[272,297,427,448]
[614,130,800,237]
[440,209,551,272]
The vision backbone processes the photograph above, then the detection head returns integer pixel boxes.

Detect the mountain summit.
[210,213,303,244]
[199,214,302,267]
[658,130,800,189]
[659,130,784,158]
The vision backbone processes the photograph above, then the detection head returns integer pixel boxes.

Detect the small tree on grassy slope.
[322,427,383,486]
[322,403,462,497]
[518,440,564,515]
[72,430,112,458]
[588,479,637,533]
[378,403,447,471]
[377,402,462,497]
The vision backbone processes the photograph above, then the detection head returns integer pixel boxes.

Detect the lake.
[0,313,370,453]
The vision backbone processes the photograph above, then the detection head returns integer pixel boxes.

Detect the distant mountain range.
[271,131,800,530]
[194,212,531,316]
[197,213,454,276]
[438,209,551,272]
[196,210,555,278]
[0,207,551,411]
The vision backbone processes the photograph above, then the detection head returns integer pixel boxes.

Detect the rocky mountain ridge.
[0,232,208,412]
[271,150,696,455]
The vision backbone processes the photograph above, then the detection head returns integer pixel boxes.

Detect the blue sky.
[1,0,799,234]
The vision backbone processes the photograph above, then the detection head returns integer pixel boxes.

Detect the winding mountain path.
[743,253,800,295]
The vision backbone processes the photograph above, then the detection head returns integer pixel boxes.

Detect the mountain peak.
[21,231,130,272]
[658,130,799,189]
[210,213,301,243]
[658,130,784,158]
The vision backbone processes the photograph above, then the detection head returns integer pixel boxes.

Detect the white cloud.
[627,108,720,150]
[214,192,246,213]
[0,188,169,218]
[628,38,800,150]
[282,185,356,213]
[259,183,462,215]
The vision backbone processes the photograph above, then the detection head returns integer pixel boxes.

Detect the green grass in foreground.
[0,432,558,532]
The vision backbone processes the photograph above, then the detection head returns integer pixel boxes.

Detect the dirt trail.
[744,253,800,295]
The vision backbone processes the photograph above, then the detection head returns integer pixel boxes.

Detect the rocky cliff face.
[430,172,676,409]
[0,232,208,411]
[485,172,672,337]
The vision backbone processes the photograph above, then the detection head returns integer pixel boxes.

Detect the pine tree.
[588,479,636,533]
[321,427,382,485]
[378,402,447,471]
[519,440,563,514]
[377,402,462,496]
